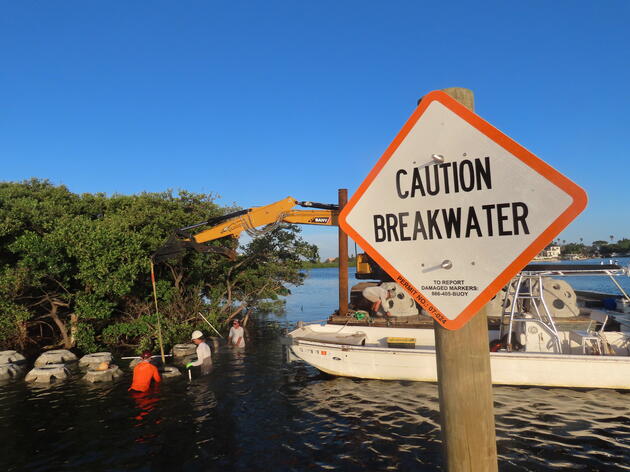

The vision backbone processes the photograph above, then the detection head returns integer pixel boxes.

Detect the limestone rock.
[172,343,197,358]
[79,352,113,370]
[34,349,78,367]
[0,350,27,366]
[83,364,123,383]
[161,365,181,379]
[0,363,24,381]
[25,364,70,383]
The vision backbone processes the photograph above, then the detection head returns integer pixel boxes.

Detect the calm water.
[1,260,630,471]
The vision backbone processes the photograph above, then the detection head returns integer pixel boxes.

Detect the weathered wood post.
[338,188,349,316]
[149,259,167,365]
[432,87,498,471]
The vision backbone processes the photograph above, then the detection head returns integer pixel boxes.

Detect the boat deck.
[327,312,603,331]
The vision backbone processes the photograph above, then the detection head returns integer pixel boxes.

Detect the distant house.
[534,245,561,260]
[325,257,337,263]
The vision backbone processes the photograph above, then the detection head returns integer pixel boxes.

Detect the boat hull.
[288,325,630,389]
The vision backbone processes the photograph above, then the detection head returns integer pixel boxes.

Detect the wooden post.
[338,188,349,316]
[149,259,167,365]
[432,88,498,472]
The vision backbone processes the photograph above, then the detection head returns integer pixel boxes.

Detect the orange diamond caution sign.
[339,90,587,330]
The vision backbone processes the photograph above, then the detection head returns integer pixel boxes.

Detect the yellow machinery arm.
[153,195,387,280]
[191,197,338,244]
[153,197,339,263]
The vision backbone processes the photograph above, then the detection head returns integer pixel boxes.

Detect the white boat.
[286,264,630,389]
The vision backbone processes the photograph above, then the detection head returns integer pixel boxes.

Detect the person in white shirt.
[228,319,246,347]
[361,286,394,318]
[186,330,213,374]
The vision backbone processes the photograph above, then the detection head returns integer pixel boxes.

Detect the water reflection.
[130,390,160,424]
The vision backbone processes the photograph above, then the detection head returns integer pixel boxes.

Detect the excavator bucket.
[152,234,237,263]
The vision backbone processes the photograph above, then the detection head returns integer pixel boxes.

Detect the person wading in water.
[186,330,213,375]
[228,319,246,347]
[129,350,162,392]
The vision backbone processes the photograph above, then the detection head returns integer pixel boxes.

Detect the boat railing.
[500,263,630,354]
[504,316,563,353]
[501,272,563,353]
[520,263,630,304]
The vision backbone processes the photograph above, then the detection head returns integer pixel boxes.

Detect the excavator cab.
[355,253,392,281]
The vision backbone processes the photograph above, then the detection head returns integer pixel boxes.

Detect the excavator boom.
[153,197,339,263]
[192,197,338,243]
[152,195,384,280]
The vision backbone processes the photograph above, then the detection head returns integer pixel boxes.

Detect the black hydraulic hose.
[298,201,339,211]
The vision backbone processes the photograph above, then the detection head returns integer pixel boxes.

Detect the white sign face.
[340,91,587,330]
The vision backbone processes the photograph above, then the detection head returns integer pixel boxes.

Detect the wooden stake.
[150,259,167,365]
[338,189,349,316]
[432,88,498,472]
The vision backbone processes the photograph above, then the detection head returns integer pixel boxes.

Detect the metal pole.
[198,312,224,338]
[338,189,349,316]
[432,87,498,472]
[609,274,630,302]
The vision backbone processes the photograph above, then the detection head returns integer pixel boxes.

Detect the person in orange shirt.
[129,350,162,392]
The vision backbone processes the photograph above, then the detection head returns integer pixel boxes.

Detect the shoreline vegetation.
[546,239,630,259]
[1,180,627,358]
[301,258,357,269]
[0,179,319,357]
[302,247,630,269]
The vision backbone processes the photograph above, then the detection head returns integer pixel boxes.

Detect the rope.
[300,318,328,324]
[334,318,351,333]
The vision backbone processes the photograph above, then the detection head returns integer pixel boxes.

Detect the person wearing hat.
[228,319,246,348]
[361,285,395,318]
[129,350,161,392]
[186,330,212,375]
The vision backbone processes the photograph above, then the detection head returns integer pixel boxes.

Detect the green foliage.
[74,322,100,353]
[74,293,115,320]
[0,299,30,348]
[301,257,357,269]
[618,239,630,251]
[102,315,155,350]
[560,243,587,255]
[0,179,318,354]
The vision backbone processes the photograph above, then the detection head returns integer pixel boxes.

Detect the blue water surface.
[1,259,630,471]
[283,258,630,323]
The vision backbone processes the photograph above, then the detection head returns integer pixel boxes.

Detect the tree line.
[0,180,318,356]
[553,238,630,257]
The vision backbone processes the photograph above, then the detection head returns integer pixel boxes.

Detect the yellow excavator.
[152,196,386,280]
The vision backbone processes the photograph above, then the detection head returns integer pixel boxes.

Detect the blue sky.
[1,1,628,259]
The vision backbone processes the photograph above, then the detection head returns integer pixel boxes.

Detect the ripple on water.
[494,386,630,471]
[2,321,630,471]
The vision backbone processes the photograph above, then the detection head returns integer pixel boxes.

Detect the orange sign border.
[339,90,588,330]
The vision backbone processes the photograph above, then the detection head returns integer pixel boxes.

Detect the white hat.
[191,330,203,340]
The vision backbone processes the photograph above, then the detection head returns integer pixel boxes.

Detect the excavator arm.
[152,197,339,262]
[152,196,384,281]
[190,197,338,243]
